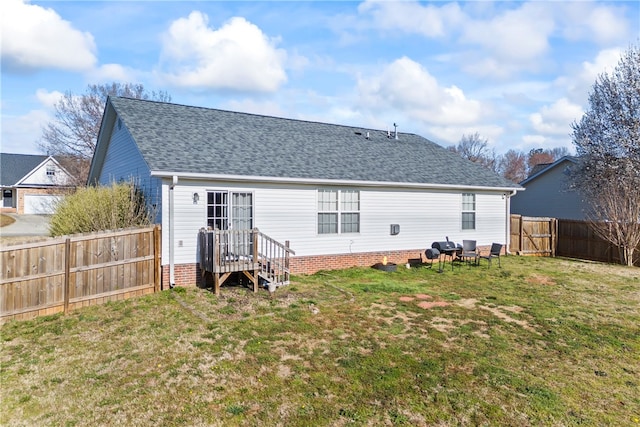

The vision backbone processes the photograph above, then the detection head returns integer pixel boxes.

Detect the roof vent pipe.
[393,123,398,140]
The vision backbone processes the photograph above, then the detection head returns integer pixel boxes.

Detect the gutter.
[505,189,518,255]
[169,175,177,288]
[151,171,522,193]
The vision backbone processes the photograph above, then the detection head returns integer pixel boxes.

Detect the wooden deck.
[198,228,295,295]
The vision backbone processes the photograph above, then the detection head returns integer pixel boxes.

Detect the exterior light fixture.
[193,192,199,204]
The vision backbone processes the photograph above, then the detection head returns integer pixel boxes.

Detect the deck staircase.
[198,228,295,295]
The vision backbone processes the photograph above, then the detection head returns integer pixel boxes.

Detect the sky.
[1,0,639,156]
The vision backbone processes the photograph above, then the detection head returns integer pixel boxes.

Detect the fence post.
[285,240,290,271]
[518,216,524,254]
[153,226,161,292]
[551,218,557,257]
[63,237,71,314]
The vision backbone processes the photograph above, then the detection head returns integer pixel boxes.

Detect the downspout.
[505,189,517,255]
[169,175,178,288]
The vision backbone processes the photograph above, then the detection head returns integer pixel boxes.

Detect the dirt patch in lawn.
[477,304,539,334]
[527,274,556,286]
[417,301,449,309]
[399,296,536,334]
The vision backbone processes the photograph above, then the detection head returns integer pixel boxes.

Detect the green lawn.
[1,256,639,426]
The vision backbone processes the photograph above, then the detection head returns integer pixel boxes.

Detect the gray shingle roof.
[109,97,519,189]
[0,153,49,186]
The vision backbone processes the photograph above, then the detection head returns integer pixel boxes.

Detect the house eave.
[150,170,522,193]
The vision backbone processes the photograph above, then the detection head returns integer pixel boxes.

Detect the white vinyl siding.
[160,181,509,265]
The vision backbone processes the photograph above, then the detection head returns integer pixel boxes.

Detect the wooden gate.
[510,215,557,256]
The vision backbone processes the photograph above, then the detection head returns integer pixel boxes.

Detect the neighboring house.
[87,97,521,287]
[511,156,591,220]
[0,153,74,214]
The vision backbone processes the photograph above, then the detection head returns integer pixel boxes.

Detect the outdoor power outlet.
[390,224,400,235]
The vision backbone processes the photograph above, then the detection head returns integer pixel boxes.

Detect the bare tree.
[586,169,640,266]
[571,43,640,266]
[39,83,171,184]
[448,132,498,172]
[498,149,527,183]
[526,148,555,175]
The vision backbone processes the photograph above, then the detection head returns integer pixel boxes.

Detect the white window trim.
[461,193,476,231]
[205,189,256,230]
[317,189,360,235]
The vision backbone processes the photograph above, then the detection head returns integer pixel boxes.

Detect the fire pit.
[372,256,397,272]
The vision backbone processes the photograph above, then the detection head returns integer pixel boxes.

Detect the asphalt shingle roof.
[109,97,520,189]
[0,153,49,186]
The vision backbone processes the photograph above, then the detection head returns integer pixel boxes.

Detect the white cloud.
[159,12,288,93]
[223,99,287,118]
[462,3,554,63]
[357,57,483,126]
[34,89,64,109]
[0,109,50,154]
[0,0,96,72]
[88,64,138,83]
[556,47,623,105]
[529,98,584,136]
[429,124,504,147]
[560,3,631,45]
[357,0,463,38]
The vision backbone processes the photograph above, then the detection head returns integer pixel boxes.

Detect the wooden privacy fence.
[510,215,557,256]
[1,226,161,322]
[556,219,640,266]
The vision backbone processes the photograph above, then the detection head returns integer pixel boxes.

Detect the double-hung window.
[461,193,476,230]
[318,189,360,234]
[340,190,360,233]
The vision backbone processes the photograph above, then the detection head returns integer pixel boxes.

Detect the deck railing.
[198,228,295,292]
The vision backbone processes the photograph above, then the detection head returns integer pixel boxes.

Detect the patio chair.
[479,243,503,268]
[459,240,478,267]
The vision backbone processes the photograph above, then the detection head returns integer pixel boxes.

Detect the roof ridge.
[111,96,422,138]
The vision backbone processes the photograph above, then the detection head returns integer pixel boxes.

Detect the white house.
[0,153,73,214]
[511,156,591,220]
[87,97,522,287]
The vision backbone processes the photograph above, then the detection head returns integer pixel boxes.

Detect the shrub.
[49,182,152,236]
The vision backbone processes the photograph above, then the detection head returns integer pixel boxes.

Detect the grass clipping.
[49,181,152,236]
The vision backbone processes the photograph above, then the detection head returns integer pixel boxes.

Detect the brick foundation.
[288,249,428,275]
[162,245,494,288]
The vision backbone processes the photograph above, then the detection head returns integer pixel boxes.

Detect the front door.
[3,190,13,208]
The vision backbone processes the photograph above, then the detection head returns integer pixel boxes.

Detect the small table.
[438,248,458,273]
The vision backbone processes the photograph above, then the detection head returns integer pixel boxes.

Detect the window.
[207,191,228,230]
[46,166,55,177]
[462,193,476,230]
[317,189,338,234]
[318,189,360,234]
[341,190,360,233]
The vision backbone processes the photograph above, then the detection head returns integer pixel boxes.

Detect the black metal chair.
[480,243,503,268]
[459,240,478,266]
